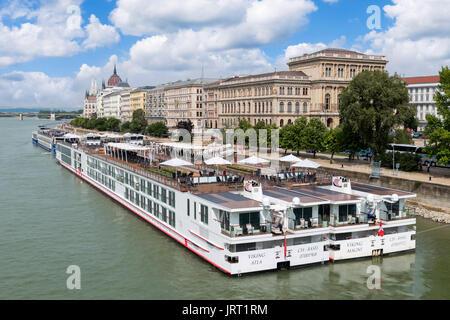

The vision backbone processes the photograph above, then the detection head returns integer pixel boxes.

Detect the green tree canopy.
[325,125,346,160]
[301,118,328,158]
[424,66,450,165]
[147,122,169,137]
[339,70,416,157]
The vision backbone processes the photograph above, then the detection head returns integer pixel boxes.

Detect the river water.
[0,118,449,300]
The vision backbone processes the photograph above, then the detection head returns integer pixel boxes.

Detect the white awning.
[160,158,194,167]
[106,142,150,151]
[291,159,321,169]
[205,157,232,165]
[279,154,302,163]
[238,156,270,165]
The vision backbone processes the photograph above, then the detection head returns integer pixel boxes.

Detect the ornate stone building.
[165,78,218,129]
[287,48,387,128]
[205,48,387,129]
[205,72,311,128]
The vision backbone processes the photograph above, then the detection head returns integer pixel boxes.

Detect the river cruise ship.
[32,127,67,153]
[55,140,417,275]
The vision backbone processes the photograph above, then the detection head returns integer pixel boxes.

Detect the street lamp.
[392,144,395,176]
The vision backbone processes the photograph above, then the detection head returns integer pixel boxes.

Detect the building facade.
[165,79,218,129]
[404,76,442,131]
[119,89,132,122]
[205,72,311,129]
[146,85,168,124]
[83,80,98,118]
[204,48,387,129]
[287,48,387,128]
[130,87,154,117]
[95,66,131,119]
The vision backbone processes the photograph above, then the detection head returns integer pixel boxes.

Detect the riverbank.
[407,201,450,224]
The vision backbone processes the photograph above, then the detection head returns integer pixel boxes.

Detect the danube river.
[1,118,449,300]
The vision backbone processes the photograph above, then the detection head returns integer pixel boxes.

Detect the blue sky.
[0,0,448,109]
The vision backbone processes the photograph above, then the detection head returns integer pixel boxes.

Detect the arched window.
[280,119,284,127]
[338,94,341,107]
[303,102,308,113]
[325,94,331,109]
[287,102,292,113]
[327,118,333,128]
[279,102,284,113]
[295,102,300,114]
[288,119,292,125]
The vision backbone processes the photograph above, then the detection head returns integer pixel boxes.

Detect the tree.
[130,109,147,133]
[147,122,169,137]
[339,70,416,157]
[301,118,328,158]
[291,116,308,154]
[424,66,450,165]
[105,118,121,132]
[325,126,345,160]
[176,120,194,133]
[280,124,295,154]
[121,121,131,133]
[237,119,252,132]
[393,129,413,144]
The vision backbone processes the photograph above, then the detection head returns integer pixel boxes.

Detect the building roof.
[196,192,262,210]
[403,76,440,85]
[164,78,219,89]
[221,71,308,84]
[107,65,123,87]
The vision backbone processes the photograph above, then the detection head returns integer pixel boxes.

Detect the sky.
[0,0,449,110]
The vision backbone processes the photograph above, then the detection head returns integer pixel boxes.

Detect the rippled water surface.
[1,118,449,300]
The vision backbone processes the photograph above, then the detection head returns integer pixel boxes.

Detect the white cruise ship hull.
[55,143,416,275]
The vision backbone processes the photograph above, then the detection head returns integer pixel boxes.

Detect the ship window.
[219,210,230,231]
[161,207,167,222]
[147,181,152,196]
[334,232,352,241]
[293,236,311,245]
[161,188,167,203]
[194,202,197,220]
[135,193,140,206]
[339,204,357,222]
[147,199,152,214]
[169,210,176,228]
[236,242,257,252]
[187,199,190,216]
[154,203,160,218]
[200,205,209,225]
[153,185,159,200]
[239,212,260,230]
[125,188,129,200]
[169,191,175,207]
[293,207,313,227]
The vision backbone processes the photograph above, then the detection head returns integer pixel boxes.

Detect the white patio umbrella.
[291,159,321,169]
[205,156,232,165]
[279,154,302,163]
[160,158,194,167]
[238,155,270,165]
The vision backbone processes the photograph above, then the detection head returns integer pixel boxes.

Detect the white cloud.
[82,14,120,49]
[110,0,317,49]
[362,0,450,76]
[0,0,120,68]
[110,0,251,36]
